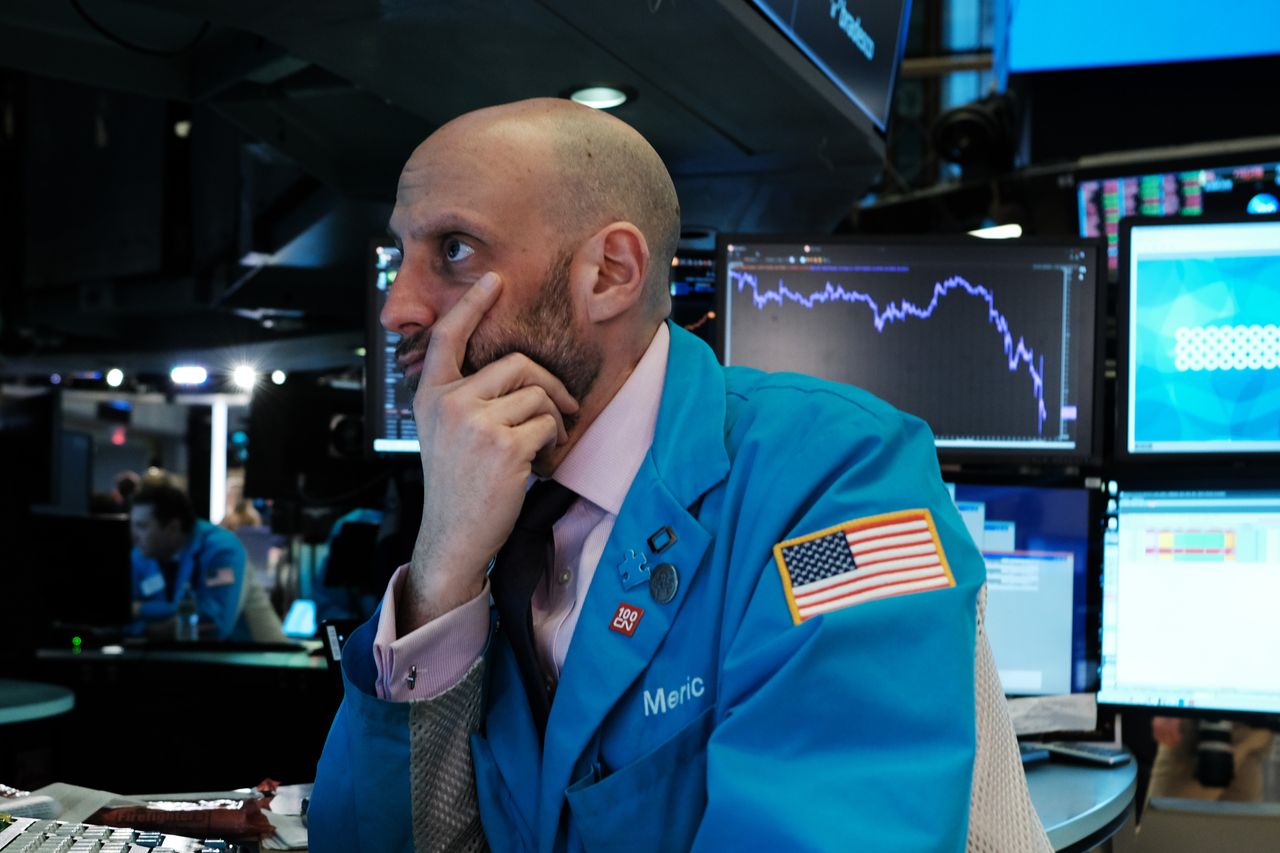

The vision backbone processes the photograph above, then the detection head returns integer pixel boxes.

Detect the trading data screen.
[1099,489,1280,715]
[669,252,718,352]
[1123,219,1280,455]
[721,238,1099,458]
[366,243,419,454]
[948,483,1094,696]
[1077,159,1280,274]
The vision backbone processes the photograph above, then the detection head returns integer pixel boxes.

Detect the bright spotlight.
[271,370,287,385]
[232,365,257,391]
[106,368,124,388]
[170,365,208,386]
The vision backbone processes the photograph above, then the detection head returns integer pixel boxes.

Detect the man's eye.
[443,237,475,263]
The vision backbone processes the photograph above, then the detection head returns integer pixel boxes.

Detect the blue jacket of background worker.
[130,519,248,640]
[312,323,991,851]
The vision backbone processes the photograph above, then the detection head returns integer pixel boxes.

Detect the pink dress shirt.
[372,324,670,700]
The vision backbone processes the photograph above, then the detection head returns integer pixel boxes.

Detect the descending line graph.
[729,268,1049,433]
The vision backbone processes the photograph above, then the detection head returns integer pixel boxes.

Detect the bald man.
[311,98,1049,852]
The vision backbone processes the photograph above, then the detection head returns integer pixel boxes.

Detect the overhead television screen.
[1008,0,1280,73]
[749,0,912,132]
[1077,159,1280,275]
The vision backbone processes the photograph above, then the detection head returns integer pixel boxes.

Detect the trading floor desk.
[1027,756,1138,851]
[0,680,74,727]
[28,645,332,795]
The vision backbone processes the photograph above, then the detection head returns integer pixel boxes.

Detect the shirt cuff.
[371,564,491,701]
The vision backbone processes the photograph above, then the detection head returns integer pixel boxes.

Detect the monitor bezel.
[1096,477,1280,723]
[714,233,1106,467]
[1115,214,1280,470]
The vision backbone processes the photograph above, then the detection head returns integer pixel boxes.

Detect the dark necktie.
[490,479,577,738]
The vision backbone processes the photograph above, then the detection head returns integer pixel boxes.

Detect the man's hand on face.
[399,272,580,633]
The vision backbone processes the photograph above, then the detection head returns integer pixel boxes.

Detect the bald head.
[425,98,680,317]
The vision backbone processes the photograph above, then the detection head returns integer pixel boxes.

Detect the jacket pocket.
[471,733,534,853]
[565,706,715,851]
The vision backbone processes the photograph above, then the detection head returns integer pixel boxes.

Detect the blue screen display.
[949,483,1093,695]
[1008,0,1280,73]
[1125,220,1280,454]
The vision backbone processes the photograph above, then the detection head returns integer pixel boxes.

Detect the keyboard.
[0,816,233,853]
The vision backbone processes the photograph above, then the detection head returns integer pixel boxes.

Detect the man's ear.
[577,222,649,324]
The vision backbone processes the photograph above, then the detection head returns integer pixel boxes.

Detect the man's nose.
[380,261,441,336]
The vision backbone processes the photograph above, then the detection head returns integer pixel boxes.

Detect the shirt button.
[558,570,572,586]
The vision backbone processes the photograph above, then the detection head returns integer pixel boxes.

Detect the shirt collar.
[552,323,669,515]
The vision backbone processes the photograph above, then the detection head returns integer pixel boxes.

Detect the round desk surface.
[1027,756,1138,850]
[0,679,75,725]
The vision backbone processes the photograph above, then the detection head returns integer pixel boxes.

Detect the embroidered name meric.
[643,674,705,717]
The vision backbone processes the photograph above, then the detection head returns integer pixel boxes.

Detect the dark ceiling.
[0,0,888,376]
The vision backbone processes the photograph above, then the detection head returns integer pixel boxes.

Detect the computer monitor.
[365,242,418,454]
[244,378,370,508]
[1118,216,1280,459]
[1076,158,1280,275]
[28,511,134,631]
[948,482,1098,696]
[0,390,61,510]
[718,236,1102,463]
[1098,487,1280,717]
[668,251,718,353]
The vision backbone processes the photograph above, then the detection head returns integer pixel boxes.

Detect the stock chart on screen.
[720,238,1100,459]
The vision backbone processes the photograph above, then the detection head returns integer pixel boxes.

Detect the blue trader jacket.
[312,323,994,851]
[131,519,248,641]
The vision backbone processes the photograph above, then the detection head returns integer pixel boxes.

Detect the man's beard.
[397,252,602,433]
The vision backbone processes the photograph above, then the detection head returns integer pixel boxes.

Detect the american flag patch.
[204,566,237,588]
[774,509,955,624]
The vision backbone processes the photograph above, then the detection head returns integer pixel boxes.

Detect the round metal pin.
[650,562,679,604]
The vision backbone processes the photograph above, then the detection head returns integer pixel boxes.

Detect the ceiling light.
[968,223,1023,240]
[232,365,257,391]
[170,365,208,386]
[569,86,629,110]
[173,120,192,138]
[106,368,124,388]
[271,370,287,386]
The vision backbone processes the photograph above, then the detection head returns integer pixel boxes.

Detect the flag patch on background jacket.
[774,509,955,624]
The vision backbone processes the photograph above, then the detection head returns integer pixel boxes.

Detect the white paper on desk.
[263,810,308,850]
[266,783,312,816]
[1007,692,1097,736]
[29,783,145,823]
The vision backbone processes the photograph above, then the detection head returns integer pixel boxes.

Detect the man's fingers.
[420,272,502,385]
[509,413,562,458]
[487,385,569,445]
[465,351,579,416]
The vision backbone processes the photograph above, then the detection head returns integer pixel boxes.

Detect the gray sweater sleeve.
[408,655,489,853]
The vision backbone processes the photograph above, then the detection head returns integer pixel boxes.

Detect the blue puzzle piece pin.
[617,548,651,591]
